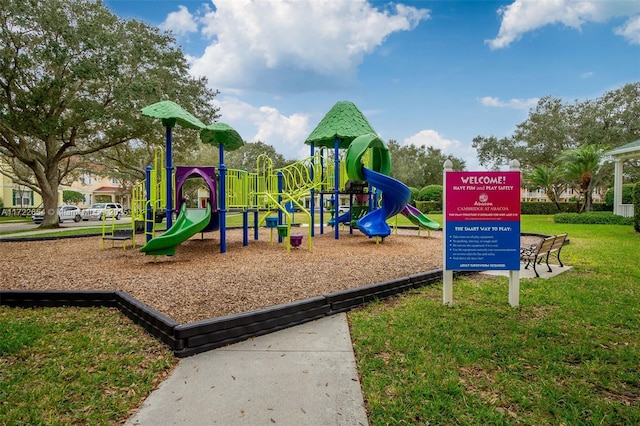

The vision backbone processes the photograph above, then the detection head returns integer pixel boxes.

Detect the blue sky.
[104,0,640,170]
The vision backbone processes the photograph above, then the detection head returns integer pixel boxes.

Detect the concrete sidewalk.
[481,261,572,279]
[126,313,369,426]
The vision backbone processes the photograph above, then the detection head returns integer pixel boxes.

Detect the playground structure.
[125,100,440,258]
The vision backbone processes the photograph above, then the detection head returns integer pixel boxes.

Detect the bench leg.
[544,253,552,272]
[532,259,540,277]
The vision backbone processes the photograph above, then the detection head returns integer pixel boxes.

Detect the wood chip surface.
[1,228,443,323]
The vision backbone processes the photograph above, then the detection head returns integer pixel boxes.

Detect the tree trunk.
[36,168,61,228]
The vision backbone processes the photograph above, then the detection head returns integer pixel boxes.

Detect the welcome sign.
[445,171,521,270]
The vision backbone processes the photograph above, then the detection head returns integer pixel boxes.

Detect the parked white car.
[32,205,83,224]
[82,202,124,221]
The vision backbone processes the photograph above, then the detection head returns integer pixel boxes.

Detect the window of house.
[13,189,33,207]
[80,174,93,185]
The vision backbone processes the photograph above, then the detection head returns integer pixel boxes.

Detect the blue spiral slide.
[345,133,411,238]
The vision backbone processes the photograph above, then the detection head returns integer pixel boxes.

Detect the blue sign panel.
[445,220,521,270]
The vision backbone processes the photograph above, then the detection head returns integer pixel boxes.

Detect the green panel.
[141,100,206,130]
[200,122,245,151]
[305,101,378,148]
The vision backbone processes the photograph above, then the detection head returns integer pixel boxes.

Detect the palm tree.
[526,165,565,210]
[559,145,603,212]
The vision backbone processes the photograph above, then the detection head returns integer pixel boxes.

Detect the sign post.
[442,160,521,307]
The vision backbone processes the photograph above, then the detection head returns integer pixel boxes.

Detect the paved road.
[0,217,132,234]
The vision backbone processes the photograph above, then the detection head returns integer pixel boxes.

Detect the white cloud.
[486,0,640,49]
[480,96,539,110]
[189,0,430,93]
[615,15,640,44]
[159,5,198,35]
[403,130,481,171]
[404,129,458,152]
[212,97,311,159]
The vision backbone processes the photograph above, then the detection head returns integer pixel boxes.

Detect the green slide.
[140,202,211,256]
[401,204,441,230]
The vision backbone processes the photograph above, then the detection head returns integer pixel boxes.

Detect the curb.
[1,269,450,358]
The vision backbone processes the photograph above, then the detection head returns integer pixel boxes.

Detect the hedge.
[412,201,611,215]
[553,212,634,225]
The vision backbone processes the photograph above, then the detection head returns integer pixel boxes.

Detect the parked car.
[82,202,124,221]
[32,205,83,224]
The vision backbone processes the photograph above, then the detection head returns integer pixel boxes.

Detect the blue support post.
[243,209,248,246]
[145,166,152,243]
[219,145,227,253]
[253,210,259,240]
[165,125,174,230]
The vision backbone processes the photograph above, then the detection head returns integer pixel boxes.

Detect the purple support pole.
[277,171,283,243]
[310,142,315,237]
[334,136,340,240]
[165,125,174,230]
[219,145,227,253]
[145,166,152,243]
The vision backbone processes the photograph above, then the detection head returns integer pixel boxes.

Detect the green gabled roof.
[304,101,378,149]
[200,122,245,151]
[141,100,207,130]
[607,139,640,159]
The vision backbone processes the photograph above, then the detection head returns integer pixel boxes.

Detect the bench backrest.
[549,233,567,252]
[535,236,556,255]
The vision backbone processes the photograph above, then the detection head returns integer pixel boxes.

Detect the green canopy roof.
[305,101,378,149]
[200,122,245,151]
[141,100,206,130]
[606,139,640,160]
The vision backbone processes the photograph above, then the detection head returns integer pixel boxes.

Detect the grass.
[0,307,176,425]
[3,214,636,424]
[0,216,31,223]
[349,215,640,425]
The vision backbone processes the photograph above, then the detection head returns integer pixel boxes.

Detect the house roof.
[93,186,121,193]
[606,139,640,160]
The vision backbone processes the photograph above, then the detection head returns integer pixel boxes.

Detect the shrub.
[415,201,441,213]
[521,202,610,214]
[408,187,420,205]
[553,212,633,225]
[417,185,443,202]
[604,184,635,207]
[63,190,85,205]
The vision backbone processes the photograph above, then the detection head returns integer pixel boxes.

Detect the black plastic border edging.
[1,269,445,358]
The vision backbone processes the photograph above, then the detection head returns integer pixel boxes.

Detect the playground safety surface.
[1,227,443,324]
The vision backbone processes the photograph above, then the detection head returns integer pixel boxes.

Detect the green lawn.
[0,307,176,425]
[349,215,640,425]
[2,215,638,424]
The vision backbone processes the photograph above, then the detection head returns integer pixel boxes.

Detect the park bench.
[543,232,568,268]
[102,228,134,250]
[520,235,557,278]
